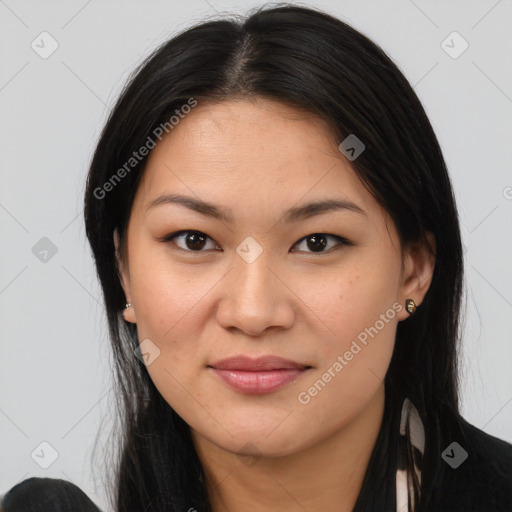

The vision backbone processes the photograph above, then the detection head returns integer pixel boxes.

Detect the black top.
[422,415,512,511]
[2,391,511,511]
[353,384,512,511]
[0,477,103,511]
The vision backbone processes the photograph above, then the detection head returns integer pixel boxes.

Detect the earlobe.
[122,302,136,323]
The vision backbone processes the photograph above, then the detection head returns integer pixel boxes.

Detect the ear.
[114,228,136,324]
[397,231,436,321]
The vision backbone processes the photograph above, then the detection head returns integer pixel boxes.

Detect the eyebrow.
[145,193,367,223]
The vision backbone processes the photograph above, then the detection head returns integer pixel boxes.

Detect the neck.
[192,383,386,512]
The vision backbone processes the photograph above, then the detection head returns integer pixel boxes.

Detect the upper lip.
[208,355,311,371]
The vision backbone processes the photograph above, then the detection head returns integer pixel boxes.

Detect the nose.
[215,249,295,337]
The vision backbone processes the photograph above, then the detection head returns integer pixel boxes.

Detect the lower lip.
[209,368,308,394]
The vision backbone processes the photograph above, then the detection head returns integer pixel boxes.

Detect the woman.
[4,4,511,511]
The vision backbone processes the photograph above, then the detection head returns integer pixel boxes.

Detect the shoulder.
[458,417,512,494]
[1,477,102,512]
[425,416,512,512]
[460,416,512,462]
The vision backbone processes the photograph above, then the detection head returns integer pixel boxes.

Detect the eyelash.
[159,230,351,254]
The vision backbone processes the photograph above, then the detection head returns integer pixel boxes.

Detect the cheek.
[292,270,398,435]
[292,261,399,342]
[127,251,216,400]
[128,243,215,338]
[291,262,399,393]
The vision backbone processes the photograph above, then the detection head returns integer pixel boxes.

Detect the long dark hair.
[83,3,464,511]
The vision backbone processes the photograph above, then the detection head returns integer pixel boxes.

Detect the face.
[114,98,434,459]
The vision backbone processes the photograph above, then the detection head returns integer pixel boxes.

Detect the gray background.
[1,0,511,509]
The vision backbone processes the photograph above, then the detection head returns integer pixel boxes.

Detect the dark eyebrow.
[145,193,367,223]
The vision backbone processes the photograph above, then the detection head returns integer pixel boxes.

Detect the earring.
[125,302,132,309]
[405,298,416,314]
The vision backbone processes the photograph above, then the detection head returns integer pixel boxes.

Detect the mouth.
[207,355,313,394]
[208,355,312,371]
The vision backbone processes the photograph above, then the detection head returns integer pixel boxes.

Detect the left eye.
[160,231,349,253]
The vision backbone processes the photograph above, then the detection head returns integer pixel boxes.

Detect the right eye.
[160,230,221,252]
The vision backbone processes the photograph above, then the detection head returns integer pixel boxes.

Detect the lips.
[207,355,312,394]
[208,355,311,371]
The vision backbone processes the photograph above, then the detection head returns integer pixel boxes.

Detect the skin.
[114,97,435,512]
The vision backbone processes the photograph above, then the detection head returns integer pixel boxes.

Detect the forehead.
[133,98,378,223]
